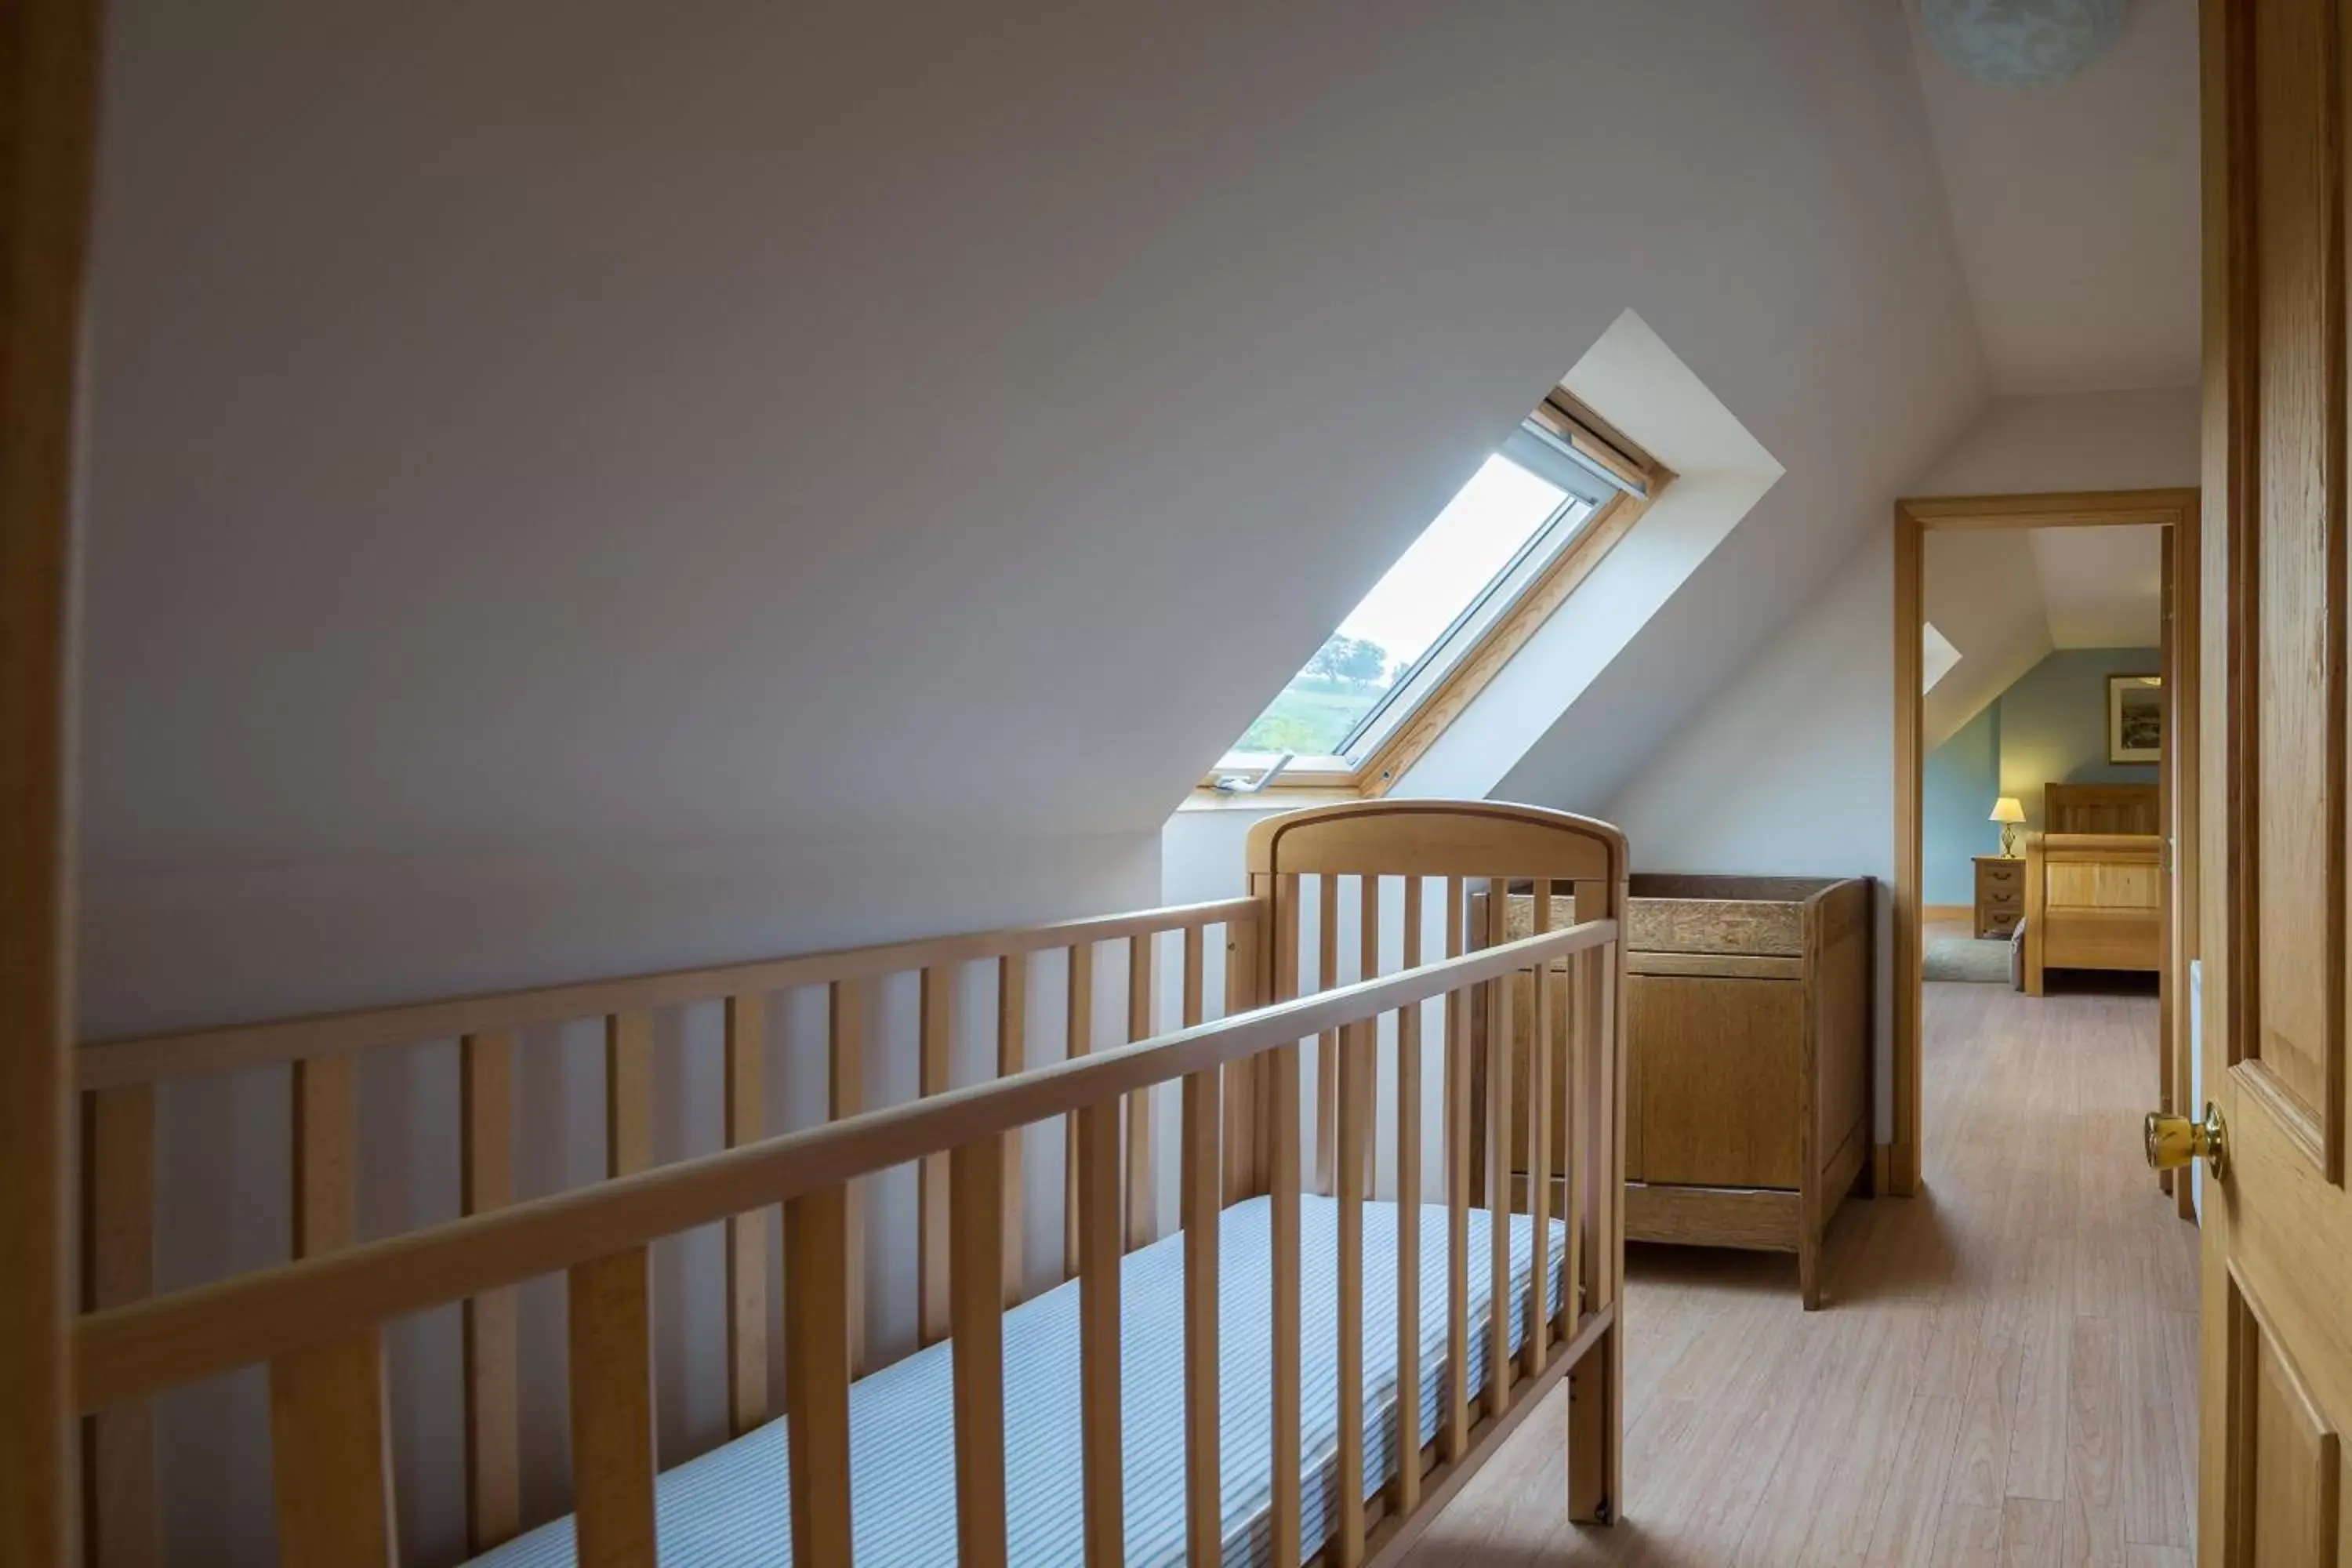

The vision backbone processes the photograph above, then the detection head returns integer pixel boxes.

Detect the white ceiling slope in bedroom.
[1904,0,2199,394]
[82,0,1986,896]
[2029,524,2164,647]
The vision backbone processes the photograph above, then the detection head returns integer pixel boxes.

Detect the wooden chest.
[1476,873,1871,1308]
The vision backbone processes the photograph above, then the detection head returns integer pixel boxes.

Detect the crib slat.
[292,1054,356,1256]
[1527,884,1553,1371]
[1182,924,1205,1028]
[1442,876,1470,1461]
[828,979,868,1375]
[723,996,769,1435]
[1568,885,1621,1523]
[459,1032,522,1551]
[1269,1037,1303,1568]
[1393,877,1423,1517]
[604,1011,653,1179]
[998,953,1028,1306]
[1224,910,1264,1203]
[920,966,955,1345]
[1483,878,1513,1416]
[1063,942,1094,1280]
[1181,1067,1221,1568]
[1561,937,1585,1341]
[949,1137,1008,1567]
[83,1083,160,1568]
[786,1185,855,1568]
[568,1247,656,1568]
[268,1329,395,1567]
[1334,1001,1368,1566]
[1125,933,1156,1250]
[1076,1098,1125,1567]
[1314,873,1339,1195]
[1357,875,1380,1197]
[1269,877,1304,1562]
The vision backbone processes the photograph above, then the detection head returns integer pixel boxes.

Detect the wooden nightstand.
[1973,854,2024,938]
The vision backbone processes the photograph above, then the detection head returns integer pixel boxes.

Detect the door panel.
[2249,0,2345,1148]
[2225,1270,2342,1566]
[2204,0,2352,1561]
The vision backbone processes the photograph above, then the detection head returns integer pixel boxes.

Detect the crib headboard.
[2044,781,2159,834]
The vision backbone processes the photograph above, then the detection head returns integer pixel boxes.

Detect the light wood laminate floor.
[1399,976,2198,1566]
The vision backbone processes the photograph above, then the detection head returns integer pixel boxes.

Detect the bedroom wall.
[1995,647,2165,829]
[1925,704,2001,905]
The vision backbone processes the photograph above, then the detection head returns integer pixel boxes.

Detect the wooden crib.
[68,800,1627,1568]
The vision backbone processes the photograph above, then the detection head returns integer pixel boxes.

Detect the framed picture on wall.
[2107,673,2163,764]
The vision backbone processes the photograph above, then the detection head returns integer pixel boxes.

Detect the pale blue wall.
[1924,702,1999,904]
[1998,646,2162,829]
[1921,645,2161,906]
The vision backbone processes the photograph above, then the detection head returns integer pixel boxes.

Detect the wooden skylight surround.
[1210,388,1667,800]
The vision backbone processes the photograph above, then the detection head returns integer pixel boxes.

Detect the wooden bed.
[69,800,1627,1568]
[2020,782,2163,995]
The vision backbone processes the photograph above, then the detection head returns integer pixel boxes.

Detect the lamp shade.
[1990,797,2027,825]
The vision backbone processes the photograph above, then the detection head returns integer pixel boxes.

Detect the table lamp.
[1991,796,2025,857]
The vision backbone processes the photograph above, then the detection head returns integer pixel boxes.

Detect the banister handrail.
[76,895,1263,1091]
[75,916,1618,1411]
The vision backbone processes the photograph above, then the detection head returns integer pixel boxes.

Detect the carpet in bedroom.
[1924,932,2013,984]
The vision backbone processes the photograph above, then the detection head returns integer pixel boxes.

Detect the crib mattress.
[473,1196,1569,1568]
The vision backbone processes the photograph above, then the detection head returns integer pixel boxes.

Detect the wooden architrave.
[2,1,103,1563]
[1890,488,2201,1200]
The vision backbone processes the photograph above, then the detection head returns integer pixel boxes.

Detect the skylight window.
[1225,414,1634,777]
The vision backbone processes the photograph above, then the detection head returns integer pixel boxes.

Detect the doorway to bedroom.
[1893,489,2198,1226]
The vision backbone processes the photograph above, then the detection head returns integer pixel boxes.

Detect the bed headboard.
[2044,782,2159,835]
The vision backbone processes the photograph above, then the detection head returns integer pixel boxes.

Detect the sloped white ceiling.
[2031,524,2165,646]
[82,3,1987,953]
[1904,0,2200,393]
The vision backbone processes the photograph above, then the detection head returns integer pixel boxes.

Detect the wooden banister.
[74,920,1617,1414]
[75,897,1260,1091]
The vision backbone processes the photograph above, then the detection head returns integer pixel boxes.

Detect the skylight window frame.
[1204,390,1666,800]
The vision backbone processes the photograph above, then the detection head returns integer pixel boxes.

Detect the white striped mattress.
[472,1196,1568,1567]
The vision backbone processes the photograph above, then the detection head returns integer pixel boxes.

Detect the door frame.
[1889,488,2201,1202]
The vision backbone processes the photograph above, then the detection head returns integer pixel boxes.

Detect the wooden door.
[2194,0,2352,1559]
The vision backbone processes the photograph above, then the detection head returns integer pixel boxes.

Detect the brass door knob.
[2145,1102,2228,1181]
